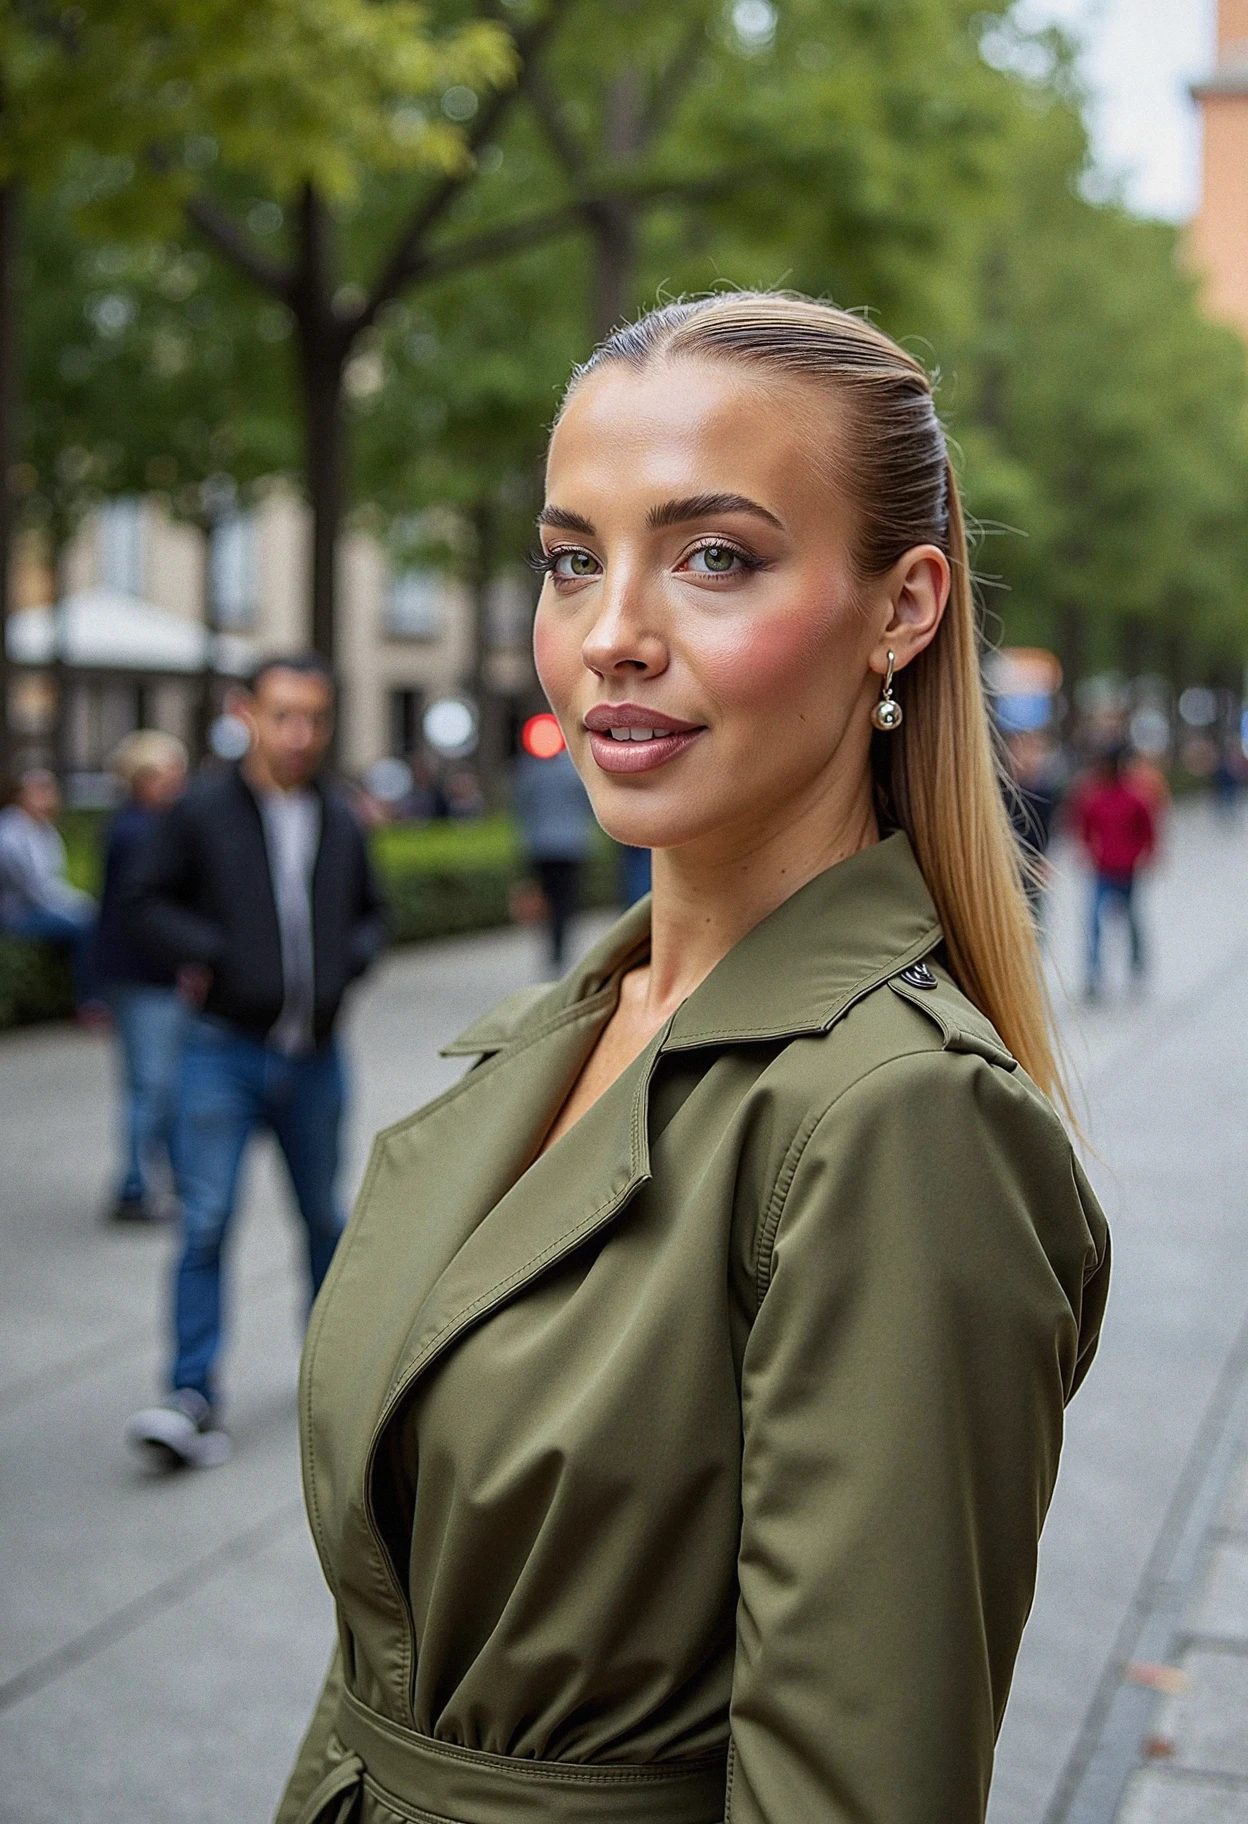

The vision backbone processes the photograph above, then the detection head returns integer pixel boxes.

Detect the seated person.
[0,767,101,1016]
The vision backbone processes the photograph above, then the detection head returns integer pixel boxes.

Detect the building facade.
[1191,0,1248,342]
[7,487,538,781]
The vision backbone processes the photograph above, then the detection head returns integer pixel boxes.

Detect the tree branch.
[185,193,292,300]
[411,172,737,287]
[640,14,710,148]
[526,65,590,179]
[356,0,576,334]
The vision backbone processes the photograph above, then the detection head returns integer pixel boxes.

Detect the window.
[99,498,144,596]
[390,688,423,757]
[386,568,443,640]
[209,511,257,631]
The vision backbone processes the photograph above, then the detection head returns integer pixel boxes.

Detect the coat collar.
[447,831,943,1061]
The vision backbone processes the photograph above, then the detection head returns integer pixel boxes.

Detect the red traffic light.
[522,713,566,759]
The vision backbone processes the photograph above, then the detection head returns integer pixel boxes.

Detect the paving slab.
[1118,1769,1248,1824]
[5,807,1248,1822]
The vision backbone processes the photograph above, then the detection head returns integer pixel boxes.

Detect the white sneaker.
[126,1389,232,1469]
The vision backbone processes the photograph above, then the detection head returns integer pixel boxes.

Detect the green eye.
[692,544,741,574]
[553,549,599,578]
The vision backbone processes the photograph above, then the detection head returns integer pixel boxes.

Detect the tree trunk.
[589,199,637,342]
[467,498,510,803]
[291,187,346,671]
[1120,613,1149,685]
[50,534,71,777]
[588,71,644,342]
[1057,603,1084,736]
[196,516,217,760]
[0,182,17,780]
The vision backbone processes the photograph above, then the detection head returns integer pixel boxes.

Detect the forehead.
[254,667,333,708]
[547,357,846,524]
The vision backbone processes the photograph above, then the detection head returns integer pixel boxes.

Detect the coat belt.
[293,1686,729,1824]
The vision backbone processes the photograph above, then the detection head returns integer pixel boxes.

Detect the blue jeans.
[107,985,190,1202]
[170,1017,347,1403]
[1088,872,1144,989]
[6,906,98,1005]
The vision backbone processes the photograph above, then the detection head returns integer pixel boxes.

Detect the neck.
[641,765,879,1021]
[243,753,310,797]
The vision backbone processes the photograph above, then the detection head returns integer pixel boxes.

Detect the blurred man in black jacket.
[123,655,386,1468]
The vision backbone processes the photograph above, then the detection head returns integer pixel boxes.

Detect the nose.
[580,569,669,681]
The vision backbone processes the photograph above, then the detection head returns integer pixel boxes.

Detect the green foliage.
[2,0,512,209]
[938,44,1248,677]
[19,192,294,544]
[14,0,1248,692]
[0,935,73,1027]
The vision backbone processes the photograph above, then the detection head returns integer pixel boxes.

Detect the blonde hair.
[566,292,1060,1101]
[109,729,188,789]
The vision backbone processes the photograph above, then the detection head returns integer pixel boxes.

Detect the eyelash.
[528,539,762,580]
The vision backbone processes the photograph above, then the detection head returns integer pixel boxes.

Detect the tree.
[940,38,1248,694]
[160,0,1032,671]
[16,187,294,758]
[0,0,508,768]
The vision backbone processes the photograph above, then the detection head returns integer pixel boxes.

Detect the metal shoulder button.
[896,960,938,990]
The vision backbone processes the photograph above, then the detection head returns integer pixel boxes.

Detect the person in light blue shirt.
[0,768,99,1011]
[513,745,596,972]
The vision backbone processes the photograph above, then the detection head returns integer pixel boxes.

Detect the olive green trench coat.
[276,832,1109,1824]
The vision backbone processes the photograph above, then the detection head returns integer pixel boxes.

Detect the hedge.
[0,814,624,1032]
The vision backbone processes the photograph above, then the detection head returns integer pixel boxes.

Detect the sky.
[1018,0,1217,221]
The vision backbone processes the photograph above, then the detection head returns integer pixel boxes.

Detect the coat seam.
[754,1046,947,1305]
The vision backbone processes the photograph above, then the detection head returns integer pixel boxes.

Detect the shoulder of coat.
[440,982,555,1057]
[880,960,1017,1071]
[759,958,1017,1124]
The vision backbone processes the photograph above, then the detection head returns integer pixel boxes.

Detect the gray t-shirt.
[258,788,321,1056]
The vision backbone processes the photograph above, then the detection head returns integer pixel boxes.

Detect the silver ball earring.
[870,650,904,733]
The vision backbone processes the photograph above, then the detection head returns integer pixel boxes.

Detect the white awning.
[6,589,256,675]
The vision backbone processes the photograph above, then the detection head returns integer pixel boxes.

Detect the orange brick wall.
[1219,0,1248,46]
[1190,1,1248,343]
[1190,102,1248,342]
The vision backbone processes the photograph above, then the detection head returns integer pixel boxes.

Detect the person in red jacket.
[1073,744,1157,998]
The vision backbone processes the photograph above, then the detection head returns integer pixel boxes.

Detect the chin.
[587,784,724,854]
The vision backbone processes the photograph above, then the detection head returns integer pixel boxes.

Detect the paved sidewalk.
[3,804,1248,1822]
[1118,1428,1248,1820]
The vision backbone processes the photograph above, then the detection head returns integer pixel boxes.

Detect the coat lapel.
[302,970,662,1674]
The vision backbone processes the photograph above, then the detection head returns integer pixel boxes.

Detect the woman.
[277,295,1109,1824]
[97,730,190,1221]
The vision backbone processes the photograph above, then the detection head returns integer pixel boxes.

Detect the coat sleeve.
[346,822,388,980]
[728,1049,1109,1824]
[120,797,225,971]
[273,1642,346,1823]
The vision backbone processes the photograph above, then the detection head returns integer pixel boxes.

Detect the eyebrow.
[536,505,596,534]
[536,493,784,537]
[647,493,785,531]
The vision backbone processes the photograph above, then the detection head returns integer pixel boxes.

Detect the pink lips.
[583,702,705,775]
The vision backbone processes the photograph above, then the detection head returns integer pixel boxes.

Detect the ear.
[869,544,950,677]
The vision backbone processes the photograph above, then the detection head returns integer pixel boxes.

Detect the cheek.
[696,594,861,718]
[532,600,577,707]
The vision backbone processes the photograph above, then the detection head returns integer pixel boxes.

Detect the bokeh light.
[522,713,565,759]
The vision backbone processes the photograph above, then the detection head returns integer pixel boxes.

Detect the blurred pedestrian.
[0,767,102,1018]
[1072,744,1157,999]
[97,731,190,1224]
[121,656,387,1469]
[513,741,596,973]
[1212,745,1241,821]
[1004,730,1064,917]
[620,845,652,906]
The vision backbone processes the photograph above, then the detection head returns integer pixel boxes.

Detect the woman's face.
[534,356,945,858]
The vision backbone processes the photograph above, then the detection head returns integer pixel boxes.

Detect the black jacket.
[97,802,177,988]
[122,764,387,1044]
